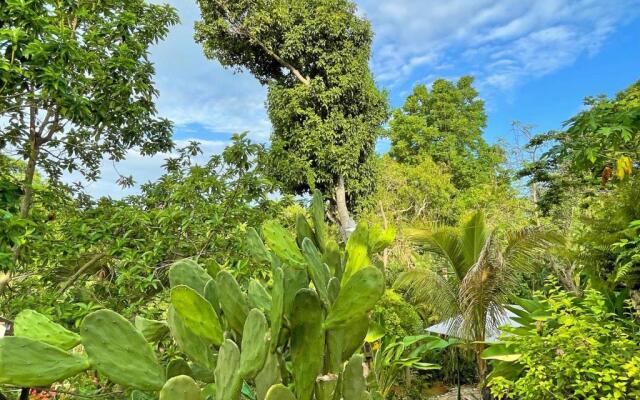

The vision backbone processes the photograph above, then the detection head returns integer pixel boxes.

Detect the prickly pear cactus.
[239,308,269,379]
[14,309,81,350]
[160,375,201,400]
[135,315,169,342]
[214,339,242,400]
[2,191,393,400]
[0,336,90,387]
[80,309,165,390]
[171,285,223,346]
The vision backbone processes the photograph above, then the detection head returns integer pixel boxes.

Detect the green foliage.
[368,335,451,398]
[372,289,423,338]
[0,194,394,399]
[2,135,280,320]
[485,287,640,399]
[195,0,388,207]
[389,77,503,190]
[521,80,640,214]
[0,0,178,219]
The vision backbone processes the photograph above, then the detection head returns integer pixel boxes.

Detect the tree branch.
[213,0,310,86]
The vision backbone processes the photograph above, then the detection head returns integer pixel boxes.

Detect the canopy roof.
[425,305,522,343]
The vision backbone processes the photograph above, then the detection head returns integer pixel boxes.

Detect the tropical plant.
[0,191,395,400]
[483,286,640,399]
[367,334,452,399]
[396,210,558,380]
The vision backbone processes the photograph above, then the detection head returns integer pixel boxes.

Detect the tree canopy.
[195,0,388,231]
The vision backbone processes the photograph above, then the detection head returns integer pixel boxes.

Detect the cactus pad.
[262,220,305,267]
[167,305,215,370]
[216,271,249,335]
[342,354,366,400]
[169,259,211,295]
[255,351,282,400]
[324,267,384,330]
[265,384,296,400]
[270,266,284,353]
[290,289,324,400]
[167,358,193,379]
[0,336,89,387]
[214,339,242,400]
[134,316,169,342]
[171,285,223,346]
[160,375,201,400]
[14,309,81,350]
[239,309,269,379]
[248,279,272,314]
[80,309,164,390]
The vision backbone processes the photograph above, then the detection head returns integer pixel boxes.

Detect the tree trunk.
[19,138,39,218]
[334,176,355,240]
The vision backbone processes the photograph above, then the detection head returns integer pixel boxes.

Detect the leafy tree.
[0,0,179,219]
[2,135,283,321]
[520,80,640,214]
[389,77,503,190]
[397,211,557,380]
[194,0,388,235]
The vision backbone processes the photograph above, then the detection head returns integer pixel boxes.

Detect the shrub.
[486,287,640,399]
[372,289,423,338]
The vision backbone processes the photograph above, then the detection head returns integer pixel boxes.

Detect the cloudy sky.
[72,0,640,198]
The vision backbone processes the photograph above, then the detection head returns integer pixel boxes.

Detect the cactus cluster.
[0,191,394,400]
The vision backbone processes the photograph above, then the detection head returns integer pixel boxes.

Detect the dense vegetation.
[1,0,638,399]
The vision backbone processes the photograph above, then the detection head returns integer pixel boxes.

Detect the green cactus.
[2,192,391,399]
[270,266,285,353]
[0,336,90,387]
[342,355,367,400]
[291,289,325,400]
[265,384,296,400]
[324,267,384,330]
[135,316,169,342]
[169,259,212,295]
[310,190,328,252]
[14,309,81,350]
[296,213,317,248]
[171,285,224,346]
[239,309,269,379]
[80,309,165,390]
[216,270,250,335]
[214,339,243,400]
[247,226,272,264]
[301,238,331,306]
[167,305,215,370]
[262,220,305,266]
[248,279,272,313]
[166,358,193,380]
[204,279,223,317]
[160,375,201,400]
[255,351,282,400]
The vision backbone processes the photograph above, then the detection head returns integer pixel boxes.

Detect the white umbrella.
[425,305,523,343]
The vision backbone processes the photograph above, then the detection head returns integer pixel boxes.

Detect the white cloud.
[68,0,639,198]
[149,0,270,141]
[357,0,640,90]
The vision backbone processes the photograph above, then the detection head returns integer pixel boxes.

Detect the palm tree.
[396,210,558,380]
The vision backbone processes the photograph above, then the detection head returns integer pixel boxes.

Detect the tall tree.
[194,0,388,236]
[0,0,179,219]
[0,0,178,292]
[389,76,502,190]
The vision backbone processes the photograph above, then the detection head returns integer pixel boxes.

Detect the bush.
[372,289,423,338]
[487,287,640,399]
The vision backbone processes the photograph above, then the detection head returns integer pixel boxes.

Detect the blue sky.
[72,0,640,197]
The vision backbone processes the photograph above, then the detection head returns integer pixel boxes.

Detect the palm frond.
[503,227,562,274]
[395,268,459,324]
[460,210,489,270]
[406,227,467,281]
